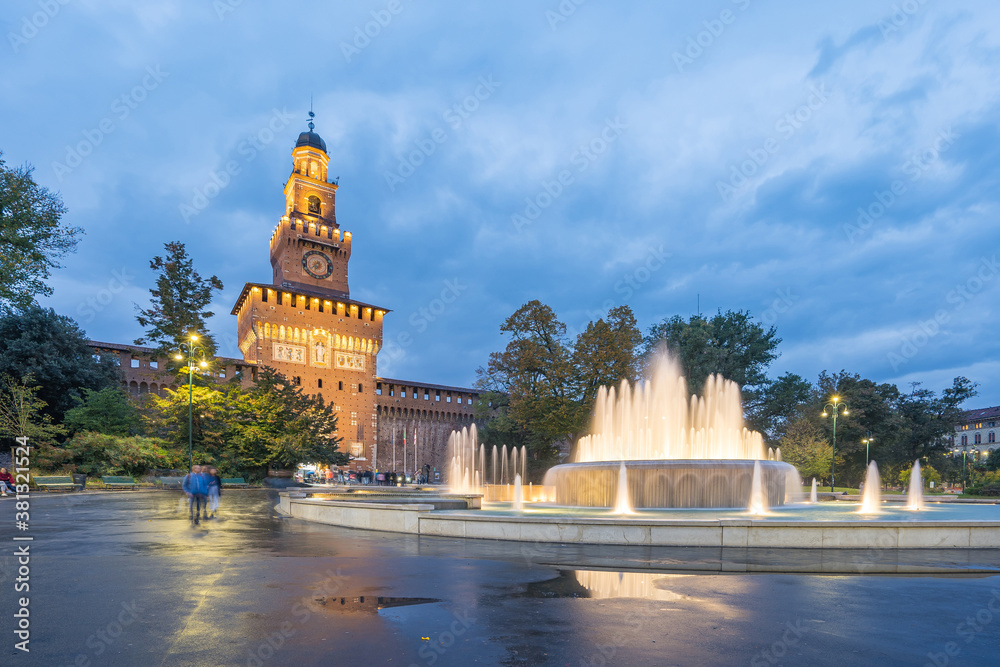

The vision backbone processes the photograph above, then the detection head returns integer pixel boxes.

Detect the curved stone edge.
[276,493,1000,557]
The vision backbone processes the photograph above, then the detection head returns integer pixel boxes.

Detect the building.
[88,340,254,397]
[90,118,481,475]
[953,405,1000,457]
[230,118,480,472]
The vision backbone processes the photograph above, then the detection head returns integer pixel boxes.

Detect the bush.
[61,431,182,477]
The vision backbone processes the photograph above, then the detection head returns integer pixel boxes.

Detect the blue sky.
[3,0,999,406]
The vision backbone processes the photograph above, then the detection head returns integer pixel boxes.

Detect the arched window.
[990,432,996,443]
[307,195,321,215]
[975,433,982,445]
[961,435,968,446]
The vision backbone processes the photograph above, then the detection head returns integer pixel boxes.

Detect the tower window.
[358,383,363,393]
[262,290,268,303]
[307,195,321,215]
[318,379,323,388]
[338,381,343,391]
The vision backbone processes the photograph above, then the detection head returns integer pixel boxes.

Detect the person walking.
[182,465,209,524]
[207,467,222,518]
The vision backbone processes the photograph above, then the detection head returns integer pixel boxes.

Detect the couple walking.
[182,465,222,524]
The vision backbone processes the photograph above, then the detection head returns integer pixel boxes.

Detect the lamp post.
[821,396,849,493]
[862,433,874,467]
[175,334,207,472]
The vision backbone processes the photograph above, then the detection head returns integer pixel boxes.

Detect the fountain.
[907,460,925,511]
[858,461,882,514]
[810,478,818,503]
[543,353,796,508]
[613,462,634,515]
[512,474,524,512]
[747,460,767,515]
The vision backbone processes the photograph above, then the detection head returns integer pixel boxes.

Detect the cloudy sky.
[3,0,999,406]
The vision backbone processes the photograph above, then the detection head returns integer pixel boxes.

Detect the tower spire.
[308,96,315,131]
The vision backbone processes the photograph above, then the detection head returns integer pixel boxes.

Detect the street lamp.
[175,333,208,472]
[821,396,849,493]
[862,433,874,467]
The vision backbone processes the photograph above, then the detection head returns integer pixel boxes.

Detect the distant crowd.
[299,467,434,486]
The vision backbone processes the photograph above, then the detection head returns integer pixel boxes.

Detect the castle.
[90,119,478,475]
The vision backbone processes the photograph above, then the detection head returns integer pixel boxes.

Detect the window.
[446,395,452,403]
[150,361,158,369]
[358,383,363,393]
[307,195,321,215]
[293,376,301,386]
[262,290,268,303]
[350,411,357,426]
[962,435,968,446]
[277,292,283,305]
[401,390,406,398]
[456,397,462,405]
[376,383,383,396]
[435,392,441,402]
[989,432,996,443]
[318,379,323,388]
[338,381,343,391]
[975,433,982,445]
[130,359,140,368]
[424,392,429,401]
[92,354,101,362]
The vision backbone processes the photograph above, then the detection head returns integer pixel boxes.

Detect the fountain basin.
[543,460,797,509]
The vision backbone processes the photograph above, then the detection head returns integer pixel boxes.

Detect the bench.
[34,476,77,492]
[102,475,138,490]
[158,477,184,489]
[221,477,249,488]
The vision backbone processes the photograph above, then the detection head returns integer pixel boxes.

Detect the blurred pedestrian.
[207,467,222,518]
[182,465,209,524]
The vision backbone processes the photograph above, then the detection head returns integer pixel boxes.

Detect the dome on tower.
[295,129,327,153]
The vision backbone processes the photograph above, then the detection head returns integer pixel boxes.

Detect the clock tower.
[231,114,388,470]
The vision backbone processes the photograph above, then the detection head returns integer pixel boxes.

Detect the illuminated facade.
[231,122,387,467]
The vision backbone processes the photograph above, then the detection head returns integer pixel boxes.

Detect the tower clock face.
[302,250,333,279]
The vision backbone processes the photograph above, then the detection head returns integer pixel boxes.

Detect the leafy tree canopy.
[0,307,121,422]
[0,153,81,314]
[134,241,224,355]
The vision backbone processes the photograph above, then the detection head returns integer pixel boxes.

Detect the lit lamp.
[821,396,849,493]
[862,433,874,467]
[175,333,208,471]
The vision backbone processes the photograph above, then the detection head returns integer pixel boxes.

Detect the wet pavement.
[1,490,999,666]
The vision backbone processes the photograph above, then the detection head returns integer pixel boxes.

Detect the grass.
[801,485,859,494]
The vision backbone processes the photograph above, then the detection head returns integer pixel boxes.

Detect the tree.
[477,301,584,459]
[0,307,122,423]
[0,153,81,314]
[63,387,140,437]
[228,368,346,476]
[134,241,224,355]
[745,372,812,441]
[643,310,780,394]
[0,374,65,445]
[572,305,642,406]
[778,416,836,484]
[899,464,941,489]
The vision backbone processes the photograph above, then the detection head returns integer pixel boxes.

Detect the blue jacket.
[182,472,209,495]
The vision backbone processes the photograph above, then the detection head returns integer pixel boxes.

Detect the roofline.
[230,282,392,316]
[376,377,479,395]
[87,340,252,367]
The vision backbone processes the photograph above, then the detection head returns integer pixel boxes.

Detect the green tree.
[899,464,941,488]
[746,372,812,441]
[0,153,81,314]
[778,415,836,483]
[63,387,140,437]
[227,368,346,478]
[643,310,780,393]
[134,241,224,355]
[477,300,584,459]
[0,307,122,422]
[572,305,642,406]
[0,374,65,444]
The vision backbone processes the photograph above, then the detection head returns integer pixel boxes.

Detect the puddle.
[521,569,698,601]
[309,595,440,615]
